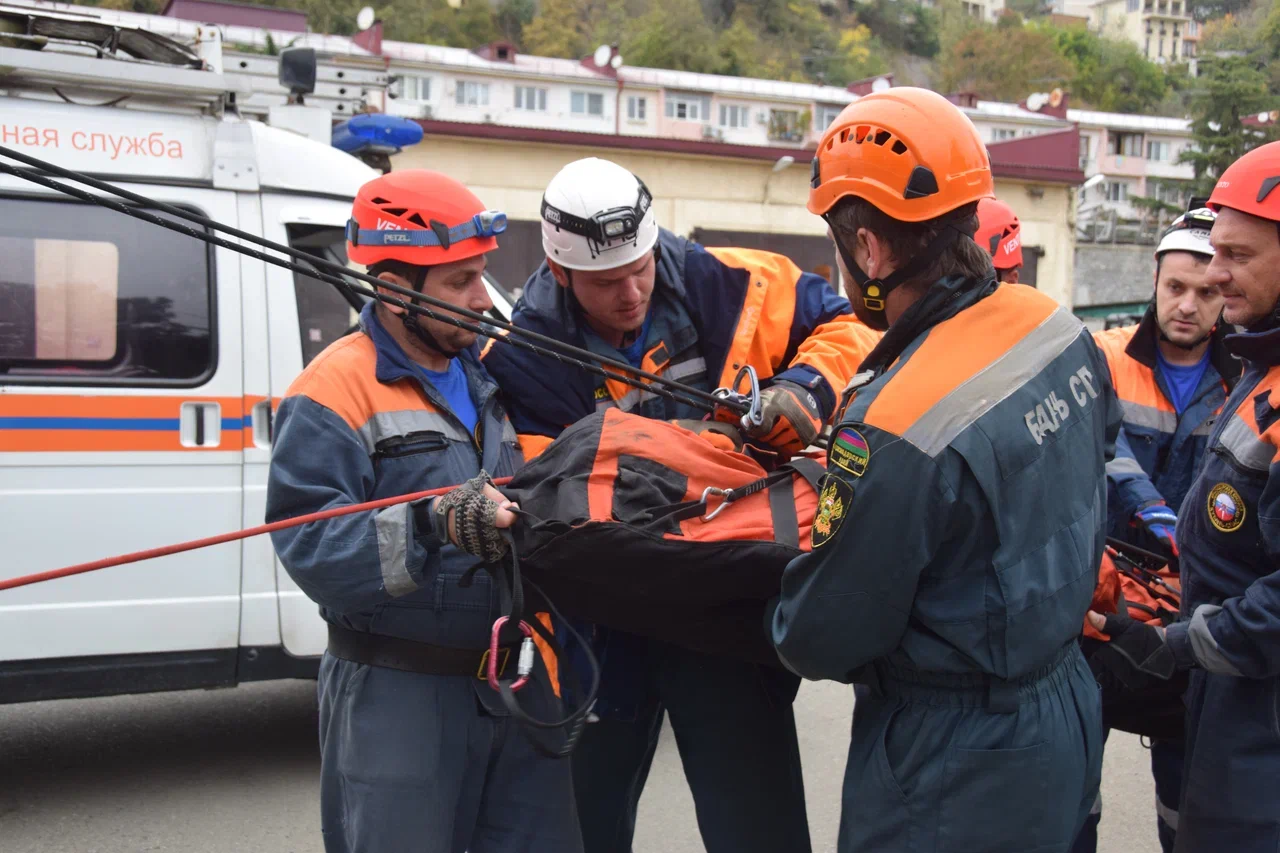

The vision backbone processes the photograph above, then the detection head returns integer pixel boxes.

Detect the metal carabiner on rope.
[699,486,733,522]
[712,365,764,433]
[488,616,536,693]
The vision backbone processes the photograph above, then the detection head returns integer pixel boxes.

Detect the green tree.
[854,0,940,58]
[714,14,767,76]
[937,20,1074,101]
[496,0,537,44]
[622,0,721,72]
[521,0,594,57]
[1044,25,1168,112]
[1180,54,1278,192]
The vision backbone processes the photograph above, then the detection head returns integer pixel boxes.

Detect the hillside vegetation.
[74,0,1279,121]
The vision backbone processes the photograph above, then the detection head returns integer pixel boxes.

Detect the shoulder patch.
[830,427,870,477]
[811,474,852,548]
[1208,482,1246,532]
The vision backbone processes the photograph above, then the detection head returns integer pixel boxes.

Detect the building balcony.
[1097,152,1150,178]
[1145,159,1194,180]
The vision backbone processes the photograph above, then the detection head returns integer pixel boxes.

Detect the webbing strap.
[769,478,800,549]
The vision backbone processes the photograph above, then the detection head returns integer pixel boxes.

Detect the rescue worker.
[975,196,1024,283]
[1088,141,1280,852]
[771,87,1116,853]
[1073,208,1236,853]
[482,156,879,853]
[265,170,582,853]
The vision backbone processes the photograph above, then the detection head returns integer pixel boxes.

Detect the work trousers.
[317,652,582,853]
[570,639,810,853]
[1070,732,1183,853]
[841,645,1103,853]
[1174,669,1280,851]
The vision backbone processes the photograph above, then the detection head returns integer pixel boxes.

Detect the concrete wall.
[1073,243,1156,306]
[395,137,1077,307]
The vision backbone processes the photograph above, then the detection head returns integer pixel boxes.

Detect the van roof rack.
[0,3,228,110]
[0,5,203,67]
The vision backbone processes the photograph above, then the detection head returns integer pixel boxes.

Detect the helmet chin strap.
[397,267,464,359]
[824,214,965,332]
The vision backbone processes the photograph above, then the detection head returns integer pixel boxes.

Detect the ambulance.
[0,5,512,702]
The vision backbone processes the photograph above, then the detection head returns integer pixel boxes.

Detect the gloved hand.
[1085,610,1178,690]
[748,380,824,454]
[672,419,745,453]
[427,471,518,563]
[1133,501,1179,558]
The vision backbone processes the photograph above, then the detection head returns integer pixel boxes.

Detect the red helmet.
[347,170,506,267]
[975,197,1023,270]
[1207,141,1280,222]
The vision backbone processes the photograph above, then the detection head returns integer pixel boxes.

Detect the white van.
[0,10,512,703]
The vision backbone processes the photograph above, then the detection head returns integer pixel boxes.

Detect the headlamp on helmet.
[1155,207,1215,259]
[541,182,653,261]
[347,209,508,249]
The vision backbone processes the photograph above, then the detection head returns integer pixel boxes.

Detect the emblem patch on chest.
[830,427,870,477]
[811,475,853,549]
[1208,482,1246,533]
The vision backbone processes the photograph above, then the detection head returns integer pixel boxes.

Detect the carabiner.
[711,365,764,433]
[489,616,535,692]
[699,486,734,522]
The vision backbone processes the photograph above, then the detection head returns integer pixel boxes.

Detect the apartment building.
[378,41,857,150]
[1090,0,1200,67]
[957,94,1194,222]
[1071,109,1194,219]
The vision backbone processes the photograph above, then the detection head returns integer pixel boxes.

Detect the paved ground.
[0,679,1160,853]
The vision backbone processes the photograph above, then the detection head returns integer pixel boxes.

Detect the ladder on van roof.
[0,3,229,112]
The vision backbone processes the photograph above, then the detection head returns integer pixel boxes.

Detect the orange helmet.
[347,170,506,268]
[1207,141,1280,222]
[808,87,994,222]
[975,197,1023,269]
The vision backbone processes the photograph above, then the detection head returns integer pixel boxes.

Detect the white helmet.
[1155,207,1215,260]
[541,158,659,271]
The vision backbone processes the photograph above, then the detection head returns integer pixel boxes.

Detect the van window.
[0,196,213,384]
[287,225,364,367]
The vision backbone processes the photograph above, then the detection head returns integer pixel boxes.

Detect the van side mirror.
[279,47,317,99]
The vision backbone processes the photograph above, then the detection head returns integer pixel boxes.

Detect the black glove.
[1089,612,1177,690]
[431,471,511,563]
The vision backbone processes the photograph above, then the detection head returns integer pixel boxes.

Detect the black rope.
[0,145,739,415]
[0,159,731,416]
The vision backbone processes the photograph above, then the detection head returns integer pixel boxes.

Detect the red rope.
[0,477,513,593]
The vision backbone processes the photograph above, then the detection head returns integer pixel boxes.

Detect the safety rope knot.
[434,471,509,564]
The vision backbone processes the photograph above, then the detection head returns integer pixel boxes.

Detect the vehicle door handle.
[180,402,222,448]
[251,399,273,448]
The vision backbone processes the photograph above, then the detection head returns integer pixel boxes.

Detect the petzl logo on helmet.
[1208,482,1246,533]
[382,233,412,244]
[543,207,561,224]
